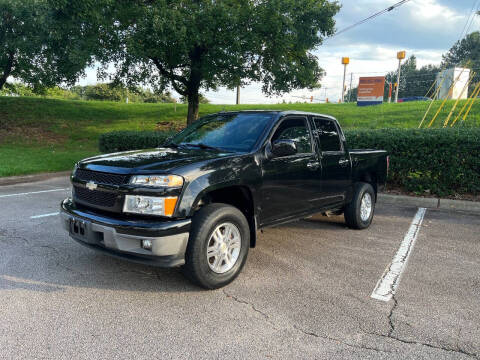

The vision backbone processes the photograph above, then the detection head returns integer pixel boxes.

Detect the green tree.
[383,56,439,99]
[0,0,98,91]
[99,0,339,124]
[442,31,480,93]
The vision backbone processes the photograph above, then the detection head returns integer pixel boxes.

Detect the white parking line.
[30,212,60,219]
[0,188,69,198]
[371,207,427,302]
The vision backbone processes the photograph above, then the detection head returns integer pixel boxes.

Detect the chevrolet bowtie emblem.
[86,181,98,190]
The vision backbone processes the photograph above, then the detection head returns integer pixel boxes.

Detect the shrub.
[98,130,176,153]
[345,128,480,196]
[98,128,480,196]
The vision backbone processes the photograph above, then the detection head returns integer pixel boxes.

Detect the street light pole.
[348,72,353,102]
[395,51,405,103]
[341,57,349,103]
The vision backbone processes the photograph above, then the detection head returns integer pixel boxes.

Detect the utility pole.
[341,57,349,103]
[348,72,353,102]
[236,85,240,105]
[395,51,405,103]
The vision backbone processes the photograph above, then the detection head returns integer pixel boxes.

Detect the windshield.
[169,112,274,152]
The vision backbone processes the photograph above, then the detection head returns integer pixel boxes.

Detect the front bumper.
[60,199,191,267]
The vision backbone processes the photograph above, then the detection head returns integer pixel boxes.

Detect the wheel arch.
[356,172,378,200]
[191,185,258,248]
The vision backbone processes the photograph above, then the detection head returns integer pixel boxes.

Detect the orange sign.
[357,76,385,106]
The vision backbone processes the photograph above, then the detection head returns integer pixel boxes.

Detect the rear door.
[312,117,352,207]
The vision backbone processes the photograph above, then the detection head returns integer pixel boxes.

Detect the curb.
[378,193,480,214]
[0,171,71,186]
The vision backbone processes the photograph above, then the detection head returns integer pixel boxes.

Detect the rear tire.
[344,182,375,229]
[182,203,250,289]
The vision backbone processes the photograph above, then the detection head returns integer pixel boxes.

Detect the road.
[0,177,479,359]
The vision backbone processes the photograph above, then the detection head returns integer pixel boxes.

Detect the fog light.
[141,239,153,250]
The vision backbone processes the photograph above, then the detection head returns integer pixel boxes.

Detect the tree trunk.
[186,92,200,126]
[0,51,14,90]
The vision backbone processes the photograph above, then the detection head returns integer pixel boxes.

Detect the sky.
[78,0,480,104]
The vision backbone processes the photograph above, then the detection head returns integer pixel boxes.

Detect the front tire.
[183,203,250,289]
[344,182,375,229]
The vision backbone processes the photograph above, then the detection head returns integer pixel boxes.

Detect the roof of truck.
[213,110,338,122]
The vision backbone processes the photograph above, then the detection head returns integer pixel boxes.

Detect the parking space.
[0,177,478,359]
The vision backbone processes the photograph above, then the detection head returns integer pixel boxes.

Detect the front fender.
[175,155,261,218]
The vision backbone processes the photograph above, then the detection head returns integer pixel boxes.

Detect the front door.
[312,117,352,207]
[260,116,322,225]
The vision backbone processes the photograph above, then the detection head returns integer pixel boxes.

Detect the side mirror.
[271,139,297,157]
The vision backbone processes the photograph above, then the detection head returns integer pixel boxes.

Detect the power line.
[329,0,413,38]
[458,0,480,41]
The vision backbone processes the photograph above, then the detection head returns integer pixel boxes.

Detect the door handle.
[338,159,350,166]
[307,161,320,170]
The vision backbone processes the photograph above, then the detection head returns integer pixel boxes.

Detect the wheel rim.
[360,192,373,222]
[206,222,242,274]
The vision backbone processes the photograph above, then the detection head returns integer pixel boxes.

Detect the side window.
[314,118,342,152]
[271,118,312,154]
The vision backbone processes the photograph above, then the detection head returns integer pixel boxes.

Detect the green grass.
[1,96,479,177]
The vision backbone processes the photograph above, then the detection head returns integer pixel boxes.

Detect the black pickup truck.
[61,111,388,289]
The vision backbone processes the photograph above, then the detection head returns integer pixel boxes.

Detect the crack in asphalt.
[374,331,478,358]
[377,293,479,358]
[224,289,478,358]
[1,229,30,246]
[223,289,277,328]
[223,289,390,354]
[292,324,391,354]
[388,294,399,337]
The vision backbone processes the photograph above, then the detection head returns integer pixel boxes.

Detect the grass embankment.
[0,96,479,177]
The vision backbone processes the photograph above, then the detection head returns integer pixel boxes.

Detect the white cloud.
[410,0,462,22]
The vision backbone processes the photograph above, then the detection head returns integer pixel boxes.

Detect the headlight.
[123,195,178,216]
[130,175,183,187]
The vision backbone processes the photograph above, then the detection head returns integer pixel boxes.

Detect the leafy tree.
[0,82,35,97]
[442,31,480,93]
[345,86,357,103]
[98,0,339,124]
[383,56,439,99]
[69,83,176,103]
[0,0,98,91]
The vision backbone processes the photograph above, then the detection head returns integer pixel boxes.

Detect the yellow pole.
[450,79,480,127]
[427,67,467,128]
[423,73,441,99]
[443,71,475,127]
[461,83,480,124]
[424,79,436,98]
[418,73,448,128]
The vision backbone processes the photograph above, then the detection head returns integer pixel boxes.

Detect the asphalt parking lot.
[0,177,479,359]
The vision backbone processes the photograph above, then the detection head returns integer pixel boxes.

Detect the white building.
[435,67,471,100]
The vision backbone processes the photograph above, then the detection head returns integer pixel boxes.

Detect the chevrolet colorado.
[61,111,388,289]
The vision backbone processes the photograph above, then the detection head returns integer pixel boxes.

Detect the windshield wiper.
[181,143,225,151]
[163,142,179,148]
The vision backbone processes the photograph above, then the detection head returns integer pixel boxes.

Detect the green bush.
[98,128,480,196]
[99,130,176,153]
[345,128,480,196]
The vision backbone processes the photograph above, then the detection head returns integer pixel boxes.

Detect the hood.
[79,147,235,174]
